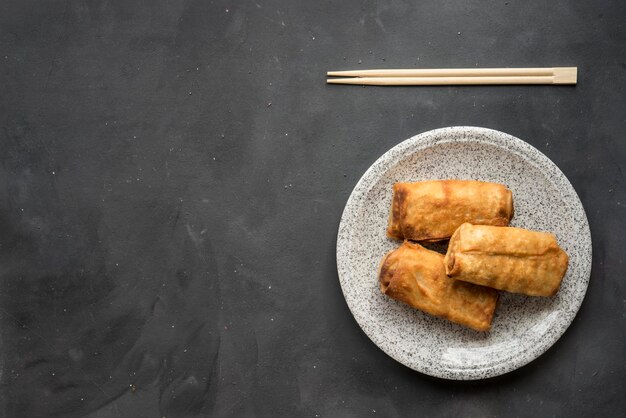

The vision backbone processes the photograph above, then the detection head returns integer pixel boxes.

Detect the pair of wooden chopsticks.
[326,67,577,86]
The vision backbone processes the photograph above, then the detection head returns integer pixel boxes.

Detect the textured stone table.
[1,0,624,416]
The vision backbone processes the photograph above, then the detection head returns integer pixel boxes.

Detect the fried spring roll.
[387,180,514,242]
[444,223,569,297]
[378,241,499,331]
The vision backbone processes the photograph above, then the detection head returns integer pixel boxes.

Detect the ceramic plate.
[336,127,592,380]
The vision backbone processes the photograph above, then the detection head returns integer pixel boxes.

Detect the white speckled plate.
[337,127,592,380]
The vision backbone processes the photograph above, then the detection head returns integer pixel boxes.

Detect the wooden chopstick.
[327,67,574,77]
[326,67,577,85]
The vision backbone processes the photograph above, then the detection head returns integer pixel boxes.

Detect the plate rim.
[336,126,592,380]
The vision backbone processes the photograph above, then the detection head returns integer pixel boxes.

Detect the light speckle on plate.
[336,127,592,380]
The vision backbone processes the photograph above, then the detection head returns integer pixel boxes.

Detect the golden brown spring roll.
[445,223,569,297]
[387,180,513,242]
[378,241,498,331]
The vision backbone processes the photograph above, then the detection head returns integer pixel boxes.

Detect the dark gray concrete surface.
[1,0,624,417]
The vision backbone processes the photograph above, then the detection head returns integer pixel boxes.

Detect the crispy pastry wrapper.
[387,180,513,242]
[378,241,498,331]
[444,223,569,297]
